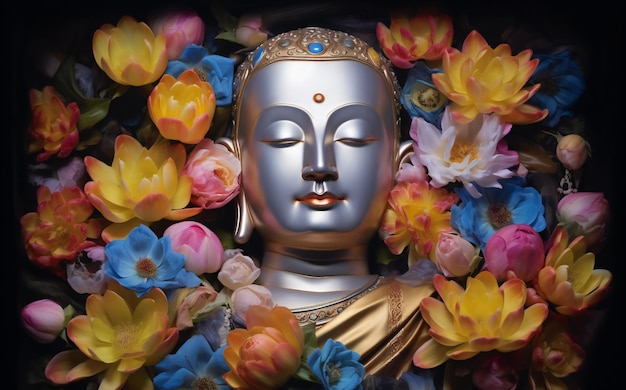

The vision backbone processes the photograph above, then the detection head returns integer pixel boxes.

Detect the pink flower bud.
[171,284,219,330]
[235,14,268,48]
[217,252,260,290]
[556,134,588,171]
[231,284,275,323]
[21,299,65,343]
[150,8,205,60]
[557,192,609,249]
[483,224,545,282]
[434,232,480,277]
[163,221,224,274]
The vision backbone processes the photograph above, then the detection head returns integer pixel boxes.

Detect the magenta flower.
[163,221,224,274]
[21,299,67,344]
[483,224,545,282]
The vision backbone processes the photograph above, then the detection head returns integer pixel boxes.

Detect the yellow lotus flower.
[535,226,612,316]
[380,180,459,266]
[432,30,548,124]
[223,305,304,390]
[92,15,168,86]
[148,69,216,144]
[28,86,80,162]
[413,271,548,368]
[44,280,179,389]
[376,9,454,69]
[83,134,202,242]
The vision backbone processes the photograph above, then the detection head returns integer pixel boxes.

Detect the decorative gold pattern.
[387,280,404,357]
[293,277,383,326]
[232,27,401,121]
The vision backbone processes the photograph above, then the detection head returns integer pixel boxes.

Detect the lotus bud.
[231,284,275,324]
[163,221,224,275]
[557,191,609,250]
[556,134,588,171]
[483,224,545,282]
[21,299,68,343]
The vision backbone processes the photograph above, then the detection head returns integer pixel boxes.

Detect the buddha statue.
[220,27,434,378]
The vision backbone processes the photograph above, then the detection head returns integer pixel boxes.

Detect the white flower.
[410,107,519,198]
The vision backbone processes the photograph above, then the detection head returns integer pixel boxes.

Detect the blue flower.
[526,50,586,127]
[154,334,230,390]
[165,44,236,106]
[400,60,447,126]
[450,179,547,251]
[104,224,201,297]
[307,338,365,390]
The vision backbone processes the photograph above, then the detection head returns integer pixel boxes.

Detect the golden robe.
[315,277,434,379]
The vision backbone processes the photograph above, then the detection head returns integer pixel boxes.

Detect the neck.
[255,241,378,311]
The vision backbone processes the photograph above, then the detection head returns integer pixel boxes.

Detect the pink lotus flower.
[434,232,480,278]
[150,7,205,60]
[483,224,545,282]
[376,9,454,68]
[21,299,67,344]
[231,284,275,324]
[556,191,608,251]
[28,86,80,162]
[556,134,589,171]
[163,220,224,274]
[182,138,241,209]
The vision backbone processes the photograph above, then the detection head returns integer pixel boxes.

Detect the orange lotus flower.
[432,30,548,124]
[20,185,101,277]
[533,226,612,316]
[92,15,168,86]
[376,9,453,69]
[83,134,202,242]
[45,280,179,389]
[28,86,80,162]
[413,271,548,369]
[223,305,304,390]
[148,69,216,144]
[380,180,459,266]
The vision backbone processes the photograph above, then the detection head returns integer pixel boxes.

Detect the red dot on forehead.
[313,93,325,103]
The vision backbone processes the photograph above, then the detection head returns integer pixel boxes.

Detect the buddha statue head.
[224,27,409,308]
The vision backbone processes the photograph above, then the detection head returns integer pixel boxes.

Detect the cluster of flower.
[16,3,614,390]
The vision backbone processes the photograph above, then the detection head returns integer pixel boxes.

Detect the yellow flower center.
[411,84,445,111]
[135,257,158,278]
[487,203,512,229]
[114,323,139,353]
[193,376,219,390]
[449,140,479,163]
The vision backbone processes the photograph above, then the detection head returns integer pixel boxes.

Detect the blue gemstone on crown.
[308,42,324,54]
[252,47,265,67]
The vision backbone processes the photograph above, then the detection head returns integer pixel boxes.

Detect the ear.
[396,139,414,172]
[216,136,235,153]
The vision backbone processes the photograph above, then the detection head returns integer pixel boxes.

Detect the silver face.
[236,60,397,250]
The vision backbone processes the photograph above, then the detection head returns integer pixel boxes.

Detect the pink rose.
[171,284,219,330]
[217,252,260,290]
[557,191,609,250]
[434,232,480,278]
[556,134,588,171]
[150,7,205,60]
[182,138,241,209]
[483,224,545,282]
[163,221,224,274]
[231,284,274,324]
[21,299,66,343]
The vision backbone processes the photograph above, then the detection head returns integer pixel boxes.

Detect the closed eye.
[335,137,378,147]
[261,138,303,147]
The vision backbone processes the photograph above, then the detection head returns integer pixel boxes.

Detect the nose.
[302,164,338,181]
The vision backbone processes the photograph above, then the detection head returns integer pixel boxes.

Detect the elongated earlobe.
[396,140,414,172]
[216,136,254,244]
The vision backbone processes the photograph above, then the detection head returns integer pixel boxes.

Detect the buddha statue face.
[232,27,401,252]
